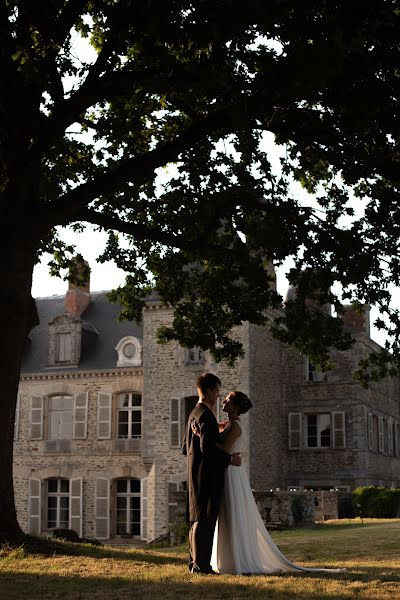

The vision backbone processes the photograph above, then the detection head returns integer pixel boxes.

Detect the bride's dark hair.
[231,391,252,415]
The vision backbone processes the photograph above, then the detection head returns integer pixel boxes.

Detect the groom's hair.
[196,372,221,395]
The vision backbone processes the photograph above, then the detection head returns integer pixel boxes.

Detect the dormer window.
[174,345,206,367]
[48,314,81,367]
[306,359,327,383]
[56,333,72,363]
[115,336,142,367]
[189,347,205,365]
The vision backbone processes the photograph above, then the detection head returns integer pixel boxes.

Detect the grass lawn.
[1,519,399,600]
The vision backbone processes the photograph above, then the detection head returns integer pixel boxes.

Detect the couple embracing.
[183,372,343,575]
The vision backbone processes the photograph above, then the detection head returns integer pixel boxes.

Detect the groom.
[183,372,241,574]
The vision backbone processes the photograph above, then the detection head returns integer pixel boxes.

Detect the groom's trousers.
[189,512,218,573]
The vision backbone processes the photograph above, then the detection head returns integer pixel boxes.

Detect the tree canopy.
[2,0,400,383]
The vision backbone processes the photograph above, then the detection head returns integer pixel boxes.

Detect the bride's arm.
[216,421,241,453]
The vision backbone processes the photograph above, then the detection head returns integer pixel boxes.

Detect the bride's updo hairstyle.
[231,391,252,415]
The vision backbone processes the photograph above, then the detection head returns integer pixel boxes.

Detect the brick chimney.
[65,256,91,318]
[342,304,370,337]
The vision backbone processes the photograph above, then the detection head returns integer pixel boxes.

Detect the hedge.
[352,486,400,518]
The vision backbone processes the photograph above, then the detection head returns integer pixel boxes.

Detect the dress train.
[211,424,344,575]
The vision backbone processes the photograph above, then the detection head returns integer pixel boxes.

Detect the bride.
[210,391,344,575]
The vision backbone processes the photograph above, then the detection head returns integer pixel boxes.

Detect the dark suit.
[183,402,231,573]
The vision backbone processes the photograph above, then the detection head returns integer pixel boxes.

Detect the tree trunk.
[0,239,36,543]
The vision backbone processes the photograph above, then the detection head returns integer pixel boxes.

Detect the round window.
[123,342,137,359]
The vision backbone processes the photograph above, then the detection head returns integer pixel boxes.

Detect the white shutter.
[14,393,21,441]
[378,416,384,452]
[97,392,112,439]
[30,396,43,440]
[288,412,302,449]
[28,478,41,534]
[95,478,110,539]
[69,478,83,537]
[73,393,88,439]
[332,411,346,448]
[368,413,374,450]
[170,398,180,447]
[141,478,148,541]
[388,417,393,455]
[215,397,220,422]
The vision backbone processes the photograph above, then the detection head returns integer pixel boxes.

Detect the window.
[117,393,142,439]
[48,395,73,439]
[289,411,345,450]
[56,333,72,363]
[116,479,141,536]
[188,348,205,365]
[47,479,69,529]
[306,414,331,448]
[174,346,205,366]
[306,360,327,383]
[115,336,142,367]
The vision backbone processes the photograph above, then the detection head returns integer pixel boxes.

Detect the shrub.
[352,486,400,518]
[291,494,305,524]
[169,517,189,545]
[0,544,26,560]
[47,528,102,546]
[47,528,81,543]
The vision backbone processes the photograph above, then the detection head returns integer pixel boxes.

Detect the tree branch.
[43,0,90,51]
[27,68,156,162]
[35,101,251,229]
[69,208,192,250]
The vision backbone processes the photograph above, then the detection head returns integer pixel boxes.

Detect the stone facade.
[12,273,400,543]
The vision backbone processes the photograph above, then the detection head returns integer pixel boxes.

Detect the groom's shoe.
[190,567,219,575]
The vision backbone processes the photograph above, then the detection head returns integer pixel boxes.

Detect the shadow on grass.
[16,536,187,565]
[0,569,358,600]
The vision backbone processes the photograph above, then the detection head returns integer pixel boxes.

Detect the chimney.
[265,259,277,292]
[65,256,91,318]
[342,304,370,337]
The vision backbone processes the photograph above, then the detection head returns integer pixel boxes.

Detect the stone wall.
[282,341,400,491]
[14,369,146,539]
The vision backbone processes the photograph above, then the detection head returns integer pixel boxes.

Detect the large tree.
[1,0,399,542]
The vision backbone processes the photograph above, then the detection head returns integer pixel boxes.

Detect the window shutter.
[288,413,302,449]
[141,478,148,541]
[170,398,180,447]
[28,478,41,534]
[97,393,112,439]
[388,417,393,455]
[378,416,384,453]
[30,396,43,440]
[215,397,220,422]
[368,413,374,450]
[73,393,88,439]
[95,478,110,539]
[396,423,400,457]
[69,478,83,537]
[332,411,346,448]
[14,393,21,441]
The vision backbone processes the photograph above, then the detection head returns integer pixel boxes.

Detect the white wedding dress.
[211,421,343,575]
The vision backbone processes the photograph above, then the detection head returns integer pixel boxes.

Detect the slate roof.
[21,291,143,373]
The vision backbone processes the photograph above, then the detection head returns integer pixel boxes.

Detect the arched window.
[115,479,141,536]
[47,478,69,529]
